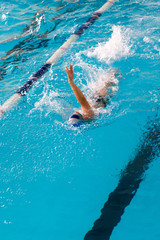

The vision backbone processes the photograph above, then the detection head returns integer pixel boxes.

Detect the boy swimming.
[65,64,117,127]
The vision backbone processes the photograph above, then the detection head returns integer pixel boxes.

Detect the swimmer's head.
[68,117,83,127]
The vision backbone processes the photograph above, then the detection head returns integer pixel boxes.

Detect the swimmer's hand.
[65,64,74,82]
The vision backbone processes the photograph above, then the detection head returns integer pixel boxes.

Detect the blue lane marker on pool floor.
[84,117,160,240]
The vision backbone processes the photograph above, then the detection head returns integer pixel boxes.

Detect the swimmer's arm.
[65,65,91,111]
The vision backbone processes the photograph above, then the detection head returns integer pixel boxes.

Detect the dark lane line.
[84,116,160,240]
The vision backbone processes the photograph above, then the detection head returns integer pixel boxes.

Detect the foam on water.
[30,86,73,120]
[87,25,133,64]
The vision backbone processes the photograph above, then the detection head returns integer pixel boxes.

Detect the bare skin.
[65,65,94,121]
[65,64,115,121]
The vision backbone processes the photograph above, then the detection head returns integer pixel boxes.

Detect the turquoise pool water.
[0,0,160,239]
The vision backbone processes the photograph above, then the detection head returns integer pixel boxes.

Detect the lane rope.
[0,0,116,118]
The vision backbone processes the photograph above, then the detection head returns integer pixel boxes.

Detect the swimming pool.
[0,0,160,239]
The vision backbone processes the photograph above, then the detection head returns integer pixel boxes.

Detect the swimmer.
[65,64,117,127]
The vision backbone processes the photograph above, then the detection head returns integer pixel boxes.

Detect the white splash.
[87,68,119,96]
[30,89,73,120]
[87,25,132,64]
[2,14,7,21]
